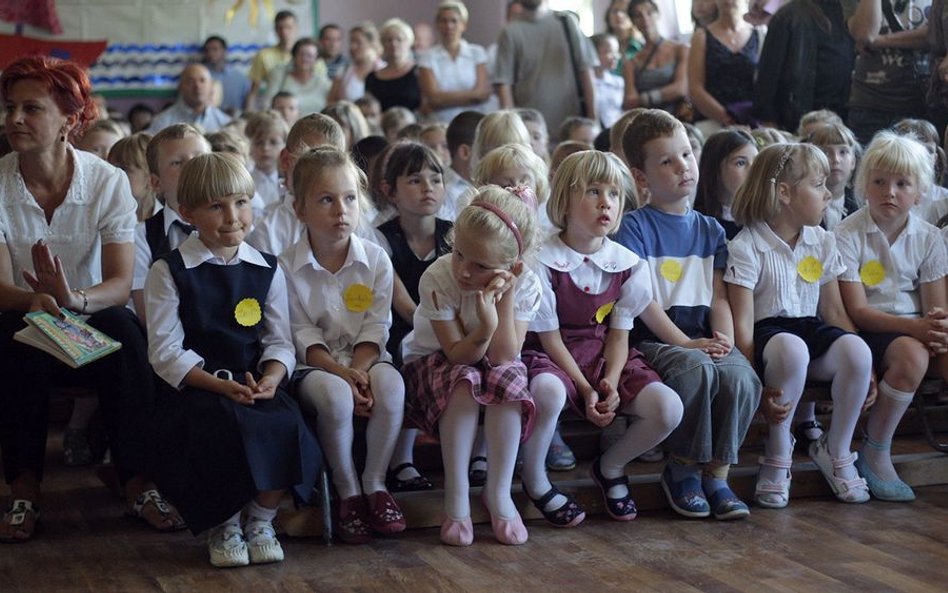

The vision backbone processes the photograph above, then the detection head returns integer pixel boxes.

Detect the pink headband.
[472,200,523,257]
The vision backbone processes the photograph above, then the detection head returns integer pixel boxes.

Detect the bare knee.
[883,337,929,391]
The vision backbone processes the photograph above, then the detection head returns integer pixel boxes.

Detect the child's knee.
[528,373,567,415]
[299,373,354,417]
[885,337,930,386]
[764,333,810,369]
[638,382,684,429]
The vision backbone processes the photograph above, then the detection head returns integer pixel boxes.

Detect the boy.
[271,92,300,127]
[245,110,290,210]
[247,114,347,257]
[615,110,761,521]
[132,123,211,321]
[442,110,484,220]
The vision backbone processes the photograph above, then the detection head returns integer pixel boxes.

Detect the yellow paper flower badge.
[660,259,683,283]
[595,301,615,324]
[234,297,262,327]
[344,283,374,313]
[859,260,886,287]
[796,256,823,284]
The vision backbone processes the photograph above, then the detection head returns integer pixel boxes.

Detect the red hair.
[1,55,98,140]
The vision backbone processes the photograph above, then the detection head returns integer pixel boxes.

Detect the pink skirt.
[403,351,536,442]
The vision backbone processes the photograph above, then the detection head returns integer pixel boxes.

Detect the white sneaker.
[244,519,284,564]
[208,524,249,568]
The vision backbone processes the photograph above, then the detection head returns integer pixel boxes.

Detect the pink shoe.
[440,516,474,546]
[489,511,528,545]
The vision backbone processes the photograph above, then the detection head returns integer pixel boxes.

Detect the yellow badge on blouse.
[860,260,886,287]
[660,260,683,283]
[797,256,823,284]
[595,301,615,324]
[344,283,373,313]
[234,298,262,327]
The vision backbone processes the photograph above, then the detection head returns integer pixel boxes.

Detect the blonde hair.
[80,118,125,141]
[108,132,156,221]
[322,101,371,147]
[205,128,249,163]
[892,118,946,183]
[471,110,531,168]
[621,109,684,171]
[751,127,793,148]
[548,150,634,232]
[454,185,538,264]
[797,109,844,138]
[380,18,414,47]
[473,143,550,205]
[286,113,346,154]
[381,106,417,141]
[245,109,290,142]
[731,143,829,225]
[853,131,933,205]
[806,122,862,186]
[291,145,371,215]
[145,123,209,175]
[438,0,469,22]
[177,152,255,210]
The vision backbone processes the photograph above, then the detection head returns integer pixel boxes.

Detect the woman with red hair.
[0,55,183,542]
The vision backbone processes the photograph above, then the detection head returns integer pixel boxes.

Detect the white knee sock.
[438,384,480,520]
[484,401,523,519]
[601,382,683,498]
[864,380,914,481]
[362,364,405,494]
[760,334,809,484]
[521,374,567,510]
[298,371,359,499]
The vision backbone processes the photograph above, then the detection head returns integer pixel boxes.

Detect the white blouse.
[418,40,490,123]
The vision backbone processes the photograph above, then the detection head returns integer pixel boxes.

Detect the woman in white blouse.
[327,22,385,105]
[0,55,183,542]
[418,1,492,123]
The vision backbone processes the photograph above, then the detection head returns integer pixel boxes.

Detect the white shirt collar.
[178,233,270,269]
[287,232,370,273]
[162,207,188,234]
[536,234,639,273]
[749,222,821,253]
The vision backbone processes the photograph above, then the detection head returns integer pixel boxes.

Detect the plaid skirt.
[403,351,536,442]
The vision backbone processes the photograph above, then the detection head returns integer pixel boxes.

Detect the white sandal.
[755,456,793,509]
[809,435,870,504]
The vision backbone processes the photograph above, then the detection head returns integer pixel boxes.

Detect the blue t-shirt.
[614,205,727,340]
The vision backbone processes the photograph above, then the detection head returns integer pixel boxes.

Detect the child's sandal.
[755,455,793,509]
[809,436,870,504]
[525,486,585,528]
[590,457,637,521]
[336,495,373,544]
[0,500,40,544]
[385,463,434,493]
[366,490,406,534]
[125,489,187,532]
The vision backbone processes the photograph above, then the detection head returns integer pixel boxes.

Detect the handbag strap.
[634,38,663,77]
[557,11,587,116]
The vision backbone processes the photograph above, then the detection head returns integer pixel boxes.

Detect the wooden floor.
[4,446,948,592]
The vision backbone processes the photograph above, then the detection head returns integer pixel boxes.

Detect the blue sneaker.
[705,485,750,521]
[660,464,710,518]
[545,429,577,472]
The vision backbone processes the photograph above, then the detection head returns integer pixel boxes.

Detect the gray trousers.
[637,342,761,464]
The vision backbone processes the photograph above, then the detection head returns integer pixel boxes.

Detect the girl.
[472,143,552,234]
[470,110,531,170]
[402,186,541,546]
[521,151,683,525]
[76,118,125,160]
[836,132,948,502]
[376,143,453,493]
[694,128,758,240]
[891,119,948,222]
[807,122,860,231]
[515,108,551,163]
[145,153,320,567]
[322,101,371,150]
[282,147,407,544]
[726,143,873,508]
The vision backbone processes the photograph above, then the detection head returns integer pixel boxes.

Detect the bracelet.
[73,288,88,315]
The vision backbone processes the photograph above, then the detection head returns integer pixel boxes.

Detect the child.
[470,110,531,169]
[322,101,371,149]
[472,143,552,234]
[376,142,453,493]
[247,113,347,257]
[443,110,485,220]
[282,146,406,544]
[558,116,601,146]
[402,186,542,546]
[245,110,290,211]
[108,132,158,222]
[132,124,212,321]
[725,142,873,508]
[836,132,948,501]
[694,128,758,240]
[420,123,451,168]
[892,119,948,220]
[521,150,683,526]
[271,91,300,127]
[807,122,861,231]
[516,107,551,162]
[616,110,761,520]
[380,106,416,143]
[796,108,844,140]
[549,140,590,181]
[145,153,319,567]
[355,93,383,136]
[77,119,125,160]
[591,32,624,128]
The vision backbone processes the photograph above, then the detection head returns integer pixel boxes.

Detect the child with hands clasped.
[145,153,320,568]
[521,150,683,525]
[616,110,761,521]
[835,132,948,502]
[726,143,874,509]
[281,147,407,544]
[402,186,542,547]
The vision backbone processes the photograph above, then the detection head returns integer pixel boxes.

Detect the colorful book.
[13,310,122,368]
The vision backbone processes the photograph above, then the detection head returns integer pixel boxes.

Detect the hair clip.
[505,184,538,210]
[770,146,793,185]
[472,200,523,257]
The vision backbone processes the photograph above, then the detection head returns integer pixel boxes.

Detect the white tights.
[439,383,523,521]
[522,374,569,510]
[761,333,870,483]
[297,364,405,499]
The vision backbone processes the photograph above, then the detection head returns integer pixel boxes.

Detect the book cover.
[14,310,122,368]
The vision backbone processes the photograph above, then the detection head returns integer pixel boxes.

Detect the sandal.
[469,456,487,488]
[336,495,372,544]
[793,420,824,455]
[809,436,870,504]
[125,489,187,532]
[525,486,585,528]
[0,500,40,543]
[590,457,637,521]
[386,463,434,493]
[755,455,793,509]
[366,490,406,534]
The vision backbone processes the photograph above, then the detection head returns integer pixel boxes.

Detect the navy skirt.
[754,316,849,372]
[151,381,321,534]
